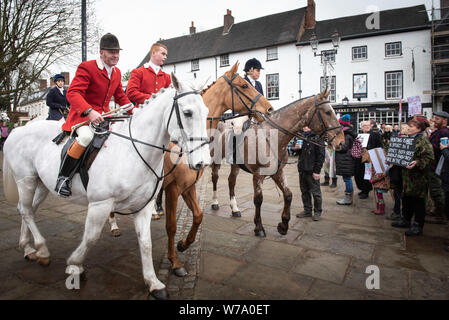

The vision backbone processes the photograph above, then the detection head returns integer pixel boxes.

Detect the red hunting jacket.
[126,63,171,105]
[62,58,131,132]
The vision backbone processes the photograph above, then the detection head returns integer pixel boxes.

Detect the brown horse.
[210,92,345,237]
[109,62,274,276]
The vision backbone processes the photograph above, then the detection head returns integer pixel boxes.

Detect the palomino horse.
[2,74,210,299]
[210,92,345,237]
[108,62,274,277]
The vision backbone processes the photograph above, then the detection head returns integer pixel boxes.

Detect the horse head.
[169,73,211,171]
[210,61,273,122]
[308,90,345,151]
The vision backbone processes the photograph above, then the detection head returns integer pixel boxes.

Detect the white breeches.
[75,126,94,147]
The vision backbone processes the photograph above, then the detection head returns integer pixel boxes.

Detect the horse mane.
[273,95,314,114]
[201,80,217,95]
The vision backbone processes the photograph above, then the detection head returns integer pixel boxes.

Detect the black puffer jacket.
[297,132,325,174]
[335,127,357,177]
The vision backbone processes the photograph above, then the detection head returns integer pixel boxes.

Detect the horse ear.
[319,90,330,100]
[171,72,181,91]
[229,61,239,75]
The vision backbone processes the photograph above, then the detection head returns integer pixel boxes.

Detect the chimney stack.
[50,76,55,87]
[39,79,47,90]
[190,21,196,35]
[223,9,234,34]
[305,0,316,29]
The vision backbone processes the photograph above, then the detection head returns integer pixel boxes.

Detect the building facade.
[139,4,432,130]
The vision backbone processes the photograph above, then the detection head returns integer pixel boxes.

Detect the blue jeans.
[343,176,353,193]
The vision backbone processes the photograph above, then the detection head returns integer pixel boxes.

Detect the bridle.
[206,74,263,125]
[256,95,343,148]
[94,90,210,215]
[306,95,343,145]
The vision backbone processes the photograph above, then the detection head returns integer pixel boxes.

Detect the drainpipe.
[298,53,302,99]
[214,57,218,80]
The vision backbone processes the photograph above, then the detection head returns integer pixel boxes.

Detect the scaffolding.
[431,0,449,110]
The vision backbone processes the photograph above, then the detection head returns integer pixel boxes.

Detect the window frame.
[385,42,402,57]
[352,45,368,60]
[266,73,280,100]
[191,59,199,71]
[266,46,278,61]
[220,54,229,67]
[385,70,403,100]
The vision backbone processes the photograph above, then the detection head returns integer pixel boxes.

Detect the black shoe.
[55,154,80,197]
[391,218,411,228]
[358,191,364,196]
[296,211,312,218]
[320,180,329,186]
[358,192,369,199]
[405,222,423,236]
[329,178,337,188]
[55,176,72,197]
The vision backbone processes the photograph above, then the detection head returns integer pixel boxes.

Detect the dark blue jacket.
[46,86,68,120]
[244,75,264,96]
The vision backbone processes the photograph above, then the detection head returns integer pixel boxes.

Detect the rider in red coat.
[126,43,171,105]
[55,33,133,197]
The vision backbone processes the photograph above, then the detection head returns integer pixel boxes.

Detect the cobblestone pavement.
[1,151,449,300]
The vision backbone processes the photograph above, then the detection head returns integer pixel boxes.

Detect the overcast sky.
[61,0,435,76]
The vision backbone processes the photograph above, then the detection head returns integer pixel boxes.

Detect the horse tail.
[2,157,19,204]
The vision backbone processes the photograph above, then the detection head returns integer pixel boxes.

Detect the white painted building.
[139,4,432,129]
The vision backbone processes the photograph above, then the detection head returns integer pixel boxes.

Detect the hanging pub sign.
[386,136,416,167]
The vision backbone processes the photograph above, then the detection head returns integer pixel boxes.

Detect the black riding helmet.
[53,74,65,82]
[244,58,263,72]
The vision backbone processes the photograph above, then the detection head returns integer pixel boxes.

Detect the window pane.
[266,74,279,99]
[267,47,278,60]
[220,54,229,67]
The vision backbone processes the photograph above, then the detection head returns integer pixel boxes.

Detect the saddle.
[225,130,252,174]
[53,121,111,190]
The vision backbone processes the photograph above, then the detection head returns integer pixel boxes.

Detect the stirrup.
[56,176,72,197]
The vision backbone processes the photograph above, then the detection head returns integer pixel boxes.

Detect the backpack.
[350,137,363,158]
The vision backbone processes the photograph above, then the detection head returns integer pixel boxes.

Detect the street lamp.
[309,29,341,57]
[342,96,349,106]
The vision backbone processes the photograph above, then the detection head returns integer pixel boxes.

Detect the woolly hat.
[340,114,351,122]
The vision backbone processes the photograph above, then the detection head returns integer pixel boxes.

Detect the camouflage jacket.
[402,133,434,198]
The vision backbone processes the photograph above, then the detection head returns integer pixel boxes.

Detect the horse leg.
[16,177,51,266]
[228,164,241,217]
[165,183,187,277]
[253,174,266,237]
[21,179,49,261]
[108,212,121,237]
[66,199,113,278]
[133,200,168,300]
[211,163,220,210]
[155,189,164,216]
[271,170,292,235]
[178,186,202,253]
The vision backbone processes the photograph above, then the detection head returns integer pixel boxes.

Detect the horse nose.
[267,106,274,114]
[194,162,204,171]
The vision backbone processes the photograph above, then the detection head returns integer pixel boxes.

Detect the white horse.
[2,74,211,299]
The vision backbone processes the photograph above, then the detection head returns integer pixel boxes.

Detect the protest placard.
[357,133,370,148]
[386,136,416,167]
[369,147,389,174]
[408,96,422,116]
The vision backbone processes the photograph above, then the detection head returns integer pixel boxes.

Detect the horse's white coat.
[2,77,210,295]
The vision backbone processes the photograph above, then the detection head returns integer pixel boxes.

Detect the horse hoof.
[150,288,169,300]
[37,257,51,267]
[173,267,188,277]
[211,204,219,211]
[25,252,38,261]
[231,211,241,218]
[277,223,288,235]
[177,240,187,252]
[151,213,161,221]
[111,229,121,237]
[254,230,266,237]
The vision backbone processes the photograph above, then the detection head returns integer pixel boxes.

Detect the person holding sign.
[427,111,449,224]
[438,139,449,252]
[392,117,434,236]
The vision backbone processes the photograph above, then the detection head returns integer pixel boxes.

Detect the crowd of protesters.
[292,111,449,253]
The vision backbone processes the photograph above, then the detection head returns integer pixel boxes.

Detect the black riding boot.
[55,155,80,197]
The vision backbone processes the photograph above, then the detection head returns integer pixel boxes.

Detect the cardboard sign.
[386,136,416,167]
[408,96,422,116]
[357,134,370,148]
[369,147,389,174]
